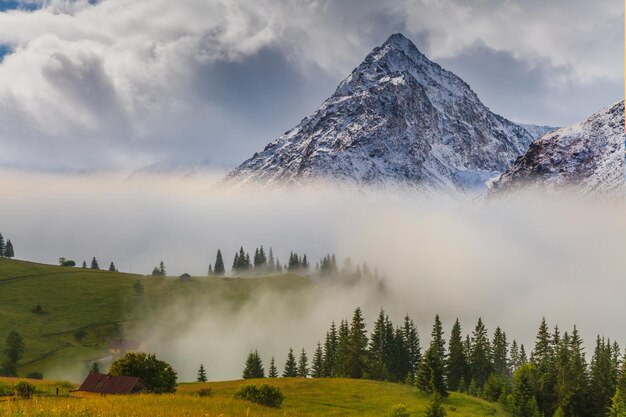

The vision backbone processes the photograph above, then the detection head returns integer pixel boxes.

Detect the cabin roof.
[78,372,146,394]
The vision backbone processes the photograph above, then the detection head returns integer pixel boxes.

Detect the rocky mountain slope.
[491,101,625,197]
[225,33,544,192]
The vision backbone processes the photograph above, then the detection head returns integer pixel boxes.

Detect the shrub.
[25,372,43,380]
[234,384,284,408]
[13,381,35,398]
[74,329,87,341]
[109,352,177,393]
[196,387,213,397]
[388,403,410,417]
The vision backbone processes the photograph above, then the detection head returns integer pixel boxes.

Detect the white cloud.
[0,0,621,170]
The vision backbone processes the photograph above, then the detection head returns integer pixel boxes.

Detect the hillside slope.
[1,378,510,417]
[0,258,310,379]
[226,33,540,193]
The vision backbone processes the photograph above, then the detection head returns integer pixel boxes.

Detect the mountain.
[225,33,542,192]
[491,100,625,197]
[129,159,213,179]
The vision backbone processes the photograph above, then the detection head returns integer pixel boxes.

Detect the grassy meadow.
[0,258,311,379]
[0,377,509,417]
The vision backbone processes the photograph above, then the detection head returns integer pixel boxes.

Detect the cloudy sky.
[0,0,622,172]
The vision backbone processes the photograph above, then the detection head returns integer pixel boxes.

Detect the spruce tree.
[470,318,493,389]
[492,326,509,377]
[232,252,239,272]
[510,340,521,372]
[531,318,557,416]
[268,357,278,378]
[197,364,207,382]
[109,262,116,272]
[589,336,618,416]
[0,233,4,255]
[311,342,323,378]
[511,363,540,417]
[347,307,368,379]
[90,257,99,270]
[3,240,13,258]
[297,348,309,378]
[159,261,166,276]
[417,315,448,397]
[563,326,589,416]
[402,315,421,383]
[389,326,410,383]
[447,318,468,391]
[334,319,351,378]
[214,249,225,275]
[369,309,393,381]
[283,348,298,377]
[242,350,264,379]
[82,260,87,268]
[322,322,339,377]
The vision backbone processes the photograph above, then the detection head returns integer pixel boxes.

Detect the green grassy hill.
[0,258,310,378]
[0,377,510,417]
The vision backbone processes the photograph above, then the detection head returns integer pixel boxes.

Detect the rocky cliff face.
[225,33,545,192]
[491,101,625,197]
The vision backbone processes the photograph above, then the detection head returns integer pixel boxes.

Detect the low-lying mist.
[1,170,624,381]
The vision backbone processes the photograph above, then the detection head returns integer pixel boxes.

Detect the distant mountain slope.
[225,33,539,192]
[491,101,625,197]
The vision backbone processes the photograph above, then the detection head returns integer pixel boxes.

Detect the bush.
[196,387,213,397]
[74,329,87,341]
[109,352,177,393]
[234,384,284,408]
[388,403,410,417]
[25,372,43,380]
[13,381,35,398]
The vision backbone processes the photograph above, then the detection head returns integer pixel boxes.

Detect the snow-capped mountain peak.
[225,33,541,192]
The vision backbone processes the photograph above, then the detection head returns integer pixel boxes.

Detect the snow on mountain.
[491,101,625,197]
[225,33,540,192]
[519,124,558,140]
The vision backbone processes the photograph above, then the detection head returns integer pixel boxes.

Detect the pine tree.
[561,326,589,416]
[109,262,116,272]
[531,318,557,416]
[447,319,467,392]
[82,260,87,268]
[403,315,421,384]
[242,350,264,379]
[417,315,448,397]
[283,348,298,377]
[589,336,618,417]
[470,318,493,389]
[232,252,239,272]
[369,309,393,381]
[159,261,166,276]
[90,257,99,270]
[3,240,13,258]
[311,342,323,378]
[197,364,207,382]
[208,264,212,275]
[492,327,509,377]
[347,307,368,379]
[389,326,410,383]
[152,266,160,275]
[214,249,225,275]
[297,348,309,378]
[88,361,100,374]
[322,322,339,377]
[334,319,351,377]
[0,233,4,256]
[510,340,521,372]
[268,357,278,378]
[520,344,528,366]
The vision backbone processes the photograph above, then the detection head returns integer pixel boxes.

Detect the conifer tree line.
[239,309,626,417]
[0,233,15,258]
